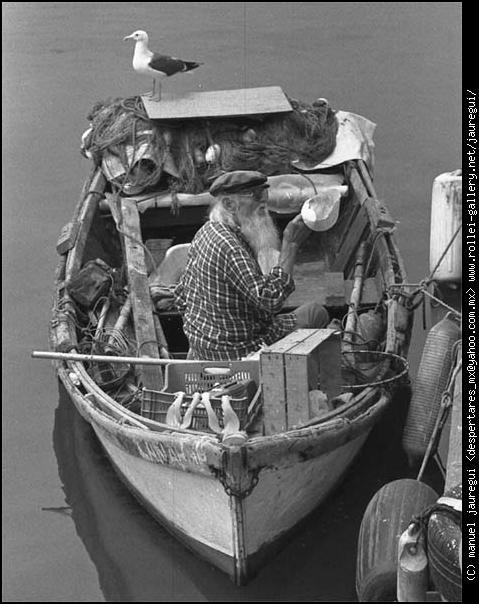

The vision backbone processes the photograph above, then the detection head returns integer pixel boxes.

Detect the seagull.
[124,30,202,101]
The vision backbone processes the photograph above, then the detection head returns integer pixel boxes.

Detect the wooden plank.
[345,278,379,305]
[258,350,287,435]
[120,198,162,390]
[350,160,395,230]
[332,205,370,272]
[348,167,369,205]
[283,353,310,428]
[141,86,292,120]
[260,330,314,435]
[56,221,80,255]
[284,329,341,428]
[65,170,106,280]
[364,197,396,230]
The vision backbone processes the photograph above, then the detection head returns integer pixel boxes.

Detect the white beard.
[239,212,281,272]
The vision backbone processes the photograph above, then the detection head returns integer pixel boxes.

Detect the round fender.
[356,479,438,602]
[402,315,460,467]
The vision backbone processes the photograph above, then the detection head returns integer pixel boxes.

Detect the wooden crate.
[260,329,341,435]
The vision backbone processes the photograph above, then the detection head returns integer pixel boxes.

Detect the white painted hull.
[94,421,367,581]
[243,434,367,560]
[94,423,235,561]
[61,367,380,583]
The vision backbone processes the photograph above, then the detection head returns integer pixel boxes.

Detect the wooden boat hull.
[58,357,387,583]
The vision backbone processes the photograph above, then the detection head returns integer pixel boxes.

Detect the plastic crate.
[141,360,260,431]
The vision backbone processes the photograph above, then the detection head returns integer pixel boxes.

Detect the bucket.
[301,188,342,231]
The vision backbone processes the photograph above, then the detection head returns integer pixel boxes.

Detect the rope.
[387,219,462,320]
[426,222,462,283]
[364,229,387,276]
[416,349,462,482]
[389,282,462,318]
[411,500,462,540]
[421,288,462,319]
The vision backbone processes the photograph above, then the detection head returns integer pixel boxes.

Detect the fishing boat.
[37,87,414,585]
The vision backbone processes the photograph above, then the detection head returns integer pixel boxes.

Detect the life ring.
[356,478,438,602]
[427,483,462,602]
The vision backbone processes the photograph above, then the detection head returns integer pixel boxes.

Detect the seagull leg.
[144,79,154,98]
[151,80,162,102]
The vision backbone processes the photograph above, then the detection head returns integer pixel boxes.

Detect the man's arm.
[278,214,311,276]
[225,243,295,314]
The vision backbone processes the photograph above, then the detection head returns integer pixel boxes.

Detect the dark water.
[2,2,461,601]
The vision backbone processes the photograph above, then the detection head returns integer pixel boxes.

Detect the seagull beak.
[123,34,134,41]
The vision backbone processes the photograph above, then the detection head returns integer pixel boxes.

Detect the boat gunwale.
[53,340,391,476]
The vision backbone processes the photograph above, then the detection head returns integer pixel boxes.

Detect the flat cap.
[209,170,268,197]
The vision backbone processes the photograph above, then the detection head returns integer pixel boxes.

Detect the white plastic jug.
[429,170,462,282]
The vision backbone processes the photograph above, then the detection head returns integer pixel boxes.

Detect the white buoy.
[429,170,462,282]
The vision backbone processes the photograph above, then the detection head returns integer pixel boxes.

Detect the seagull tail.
[183,61,202,72]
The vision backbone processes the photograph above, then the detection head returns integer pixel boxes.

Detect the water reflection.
[53,384,441,602]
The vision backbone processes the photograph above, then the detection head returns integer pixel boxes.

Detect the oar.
[32,350,200,365]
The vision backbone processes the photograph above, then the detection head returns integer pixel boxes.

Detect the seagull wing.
[149,53,201,76]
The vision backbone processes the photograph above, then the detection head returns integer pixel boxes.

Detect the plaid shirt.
[174,221,297,360]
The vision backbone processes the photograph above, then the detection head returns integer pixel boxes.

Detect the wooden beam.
[355,160,396,229]
[120,198,163,390]
[65,169,106,280]
[332,205,369,272]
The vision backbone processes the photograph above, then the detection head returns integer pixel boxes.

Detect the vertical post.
[120,198,163,390]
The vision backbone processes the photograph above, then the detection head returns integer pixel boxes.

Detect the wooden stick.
[95,297,111,337]
[343,241,367,352]
[32,350,198,365]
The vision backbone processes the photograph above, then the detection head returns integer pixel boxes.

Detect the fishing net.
[83,95,338,196]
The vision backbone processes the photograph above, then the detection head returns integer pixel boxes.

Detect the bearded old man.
[174,171,330,361]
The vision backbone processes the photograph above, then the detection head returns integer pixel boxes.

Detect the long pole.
[32,350,197,365]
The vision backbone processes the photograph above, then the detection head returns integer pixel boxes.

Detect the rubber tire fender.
[356,478,438,602]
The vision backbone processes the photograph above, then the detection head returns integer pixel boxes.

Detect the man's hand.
[281,214,311,247]
[278,214,311,275]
